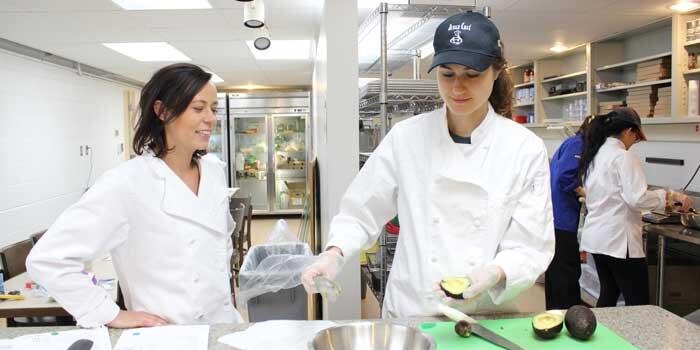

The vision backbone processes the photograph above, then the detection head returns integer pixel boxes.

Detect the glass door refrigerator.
[228,92,310,214]
[208,92,229,174]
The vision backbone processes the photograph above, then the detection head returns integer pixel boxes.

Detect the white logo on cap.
[447,22,472,31]
[450,30,463,45]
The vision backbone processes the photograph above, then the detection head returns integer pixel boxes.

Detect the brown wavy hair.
[489,48,513,118]
[132,63,212,160]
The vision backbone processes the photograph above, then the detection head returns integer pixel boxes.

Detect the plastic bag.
[237,242,316,309]
[266,219,298,243]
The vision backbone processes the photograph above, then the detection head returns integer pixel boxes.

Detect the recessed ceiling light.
[246,40,311,60]
[111,0,212,10]
[549,43,568,53]
[669,1,700,12]
[103,42,191,62]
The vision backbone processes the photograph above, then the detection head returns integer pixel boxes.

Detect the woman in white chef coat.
[578,107,693,307]
[301,12,555,318]
[26,63,243,328]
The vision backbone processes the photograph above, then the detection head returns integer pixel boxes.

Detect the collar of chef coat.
[604,136,626,151]
[432,103,497,184]
[142,152,229,235]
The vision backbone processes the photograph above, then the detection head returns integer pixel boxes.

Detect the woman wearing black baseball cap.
[302,12,555,318]
[579,107,693,307]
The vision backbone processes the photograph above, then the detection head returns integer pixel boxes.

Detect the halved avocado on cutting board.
[440,277,470,299]
[532,312,564,339]
[565,305,597,340]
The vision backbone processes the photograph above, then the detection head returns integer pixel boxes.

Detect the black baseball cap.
[610,107,647,141]
[428,11,502,73]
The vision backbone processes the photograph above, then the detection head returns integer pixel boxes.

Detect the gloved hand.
[436,265,505,307]
[301,249,344,293]
[668,190,693,212]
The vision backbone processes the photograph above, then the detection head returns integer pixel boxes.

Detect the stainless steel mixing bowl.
[308,322,436,350]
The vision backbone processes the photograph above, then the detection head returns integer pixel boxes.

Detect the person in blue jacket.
[544,116,592,309]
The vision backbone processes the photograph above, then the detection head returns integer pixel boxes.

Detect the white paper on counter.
[11,327,111,350]
[217,320,336,350]
[114,325,208,350]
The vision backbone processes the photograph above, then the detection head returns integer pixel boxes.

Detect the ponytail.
[578,112,638,183]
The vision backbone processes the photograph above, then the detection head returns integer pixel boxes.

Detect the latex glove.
[668,190,693,212]
[436,265,505,307]
[301,249,344,293]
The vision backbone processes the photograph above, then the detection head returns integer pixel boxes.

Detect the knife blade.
[470,322,524,350]
[436,303,524,350]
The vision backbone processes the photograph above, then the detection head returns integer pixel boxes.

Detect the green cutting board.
[419,318,638,350]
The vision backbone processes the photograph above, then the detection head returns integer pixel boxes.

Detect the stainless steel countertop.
[644,223,700,246]
[0,306,697,349]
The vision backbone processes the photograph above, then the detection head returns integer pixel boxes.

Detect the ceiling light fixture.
[246,40,310,59]
[549,43,568,53]
[252,26,271,50]
[669,1,700,12]
[102,42,191,62]
[110,0,212,10]
[244,0,265,28]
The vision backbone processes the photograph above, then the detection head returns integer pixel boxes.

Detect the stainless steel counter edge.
[644,223,700,245]
[0,306,697,349]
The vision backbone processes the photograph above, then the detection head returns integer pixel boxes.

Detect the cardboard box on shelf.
[637,58,670,68]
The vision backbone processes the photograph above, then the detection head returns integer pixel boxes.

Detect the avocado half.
[565,305,597,340]
[454,320,472,338]
[440,277,470,299]
[532,312,564,339]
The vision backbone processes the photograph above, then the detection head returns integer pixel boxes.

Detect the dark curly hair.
[132,63,212,160]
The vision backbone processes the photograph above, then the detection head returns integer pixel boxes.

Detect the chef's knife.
[437,303,525,350]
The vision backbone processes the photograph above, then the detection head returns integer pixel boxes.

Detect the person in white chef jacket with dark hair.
[26,63,243,328]
[301,12,555,318]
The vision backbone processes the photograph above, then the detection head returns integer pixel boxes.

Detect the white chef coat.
[326,104,555,318]
[580,137,666,259]
[26,153,243,327]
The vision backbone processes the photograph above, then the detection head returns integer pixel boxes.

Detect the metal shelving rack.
[359,2,476,138]
[357,1,479,308]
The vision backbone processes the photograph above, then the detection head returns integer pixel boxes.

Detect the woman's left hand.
[435,265,505,307]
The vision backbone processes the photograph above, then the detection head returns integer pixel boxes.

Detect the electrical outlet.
[85,145,90,155]
[80,145,84,156]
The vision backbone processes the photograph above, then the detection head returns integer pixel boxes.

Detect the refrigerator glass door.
[233,115,270,212]
[208,94,228,164]
[272,115,307,211]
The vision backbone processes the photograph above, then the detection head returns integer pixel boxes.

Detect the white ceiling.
[0,0,681,87]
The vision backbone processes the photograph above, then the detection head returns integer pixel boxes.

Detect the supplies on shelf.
[625,86,654,117]
[514,86,535,106]
[563,98,588,121]
[547,80,586,97]
[598,100,625,114]
[687,19,700,42]
[636,58,670,83]
[625,85,672,117]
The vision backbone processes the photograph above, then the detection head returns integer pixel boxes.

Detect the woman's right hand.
[668,190,693,212]
[107,310,169,328]
[301,248,344,293]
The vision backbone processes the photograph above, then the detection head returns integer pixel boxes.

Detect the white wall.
[0,49,133,248]
[312,0,360,319]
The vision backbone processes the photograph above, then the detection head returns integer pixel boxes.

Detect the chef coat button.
[196,314,204,320]
[474,219,481,227]
[189,239,196,245]
[194,277,200,283]
[431,257,437,263]
[224,301,230,306]
[432,217,439,224]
